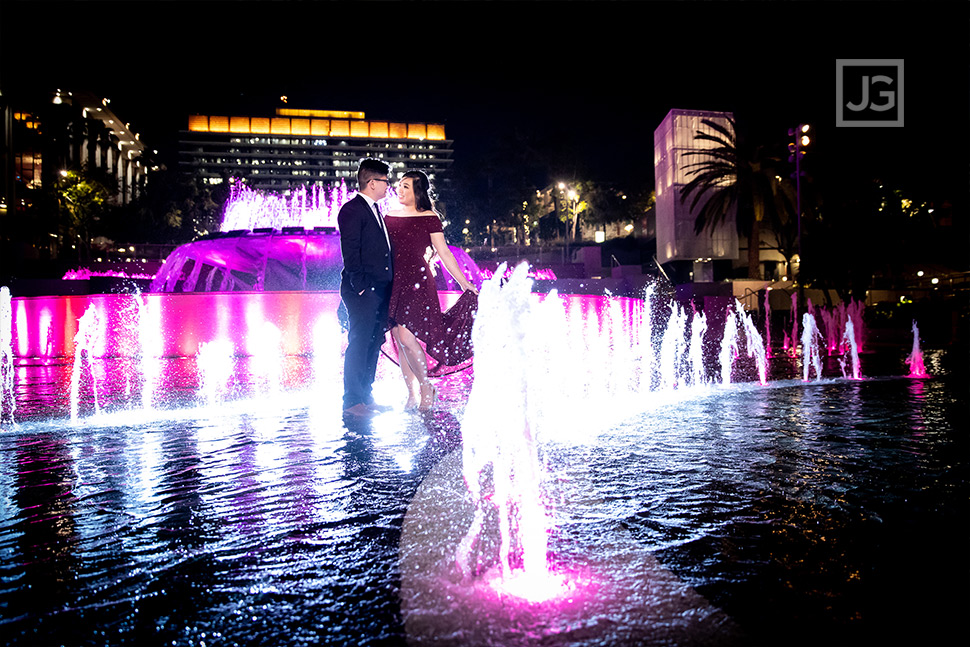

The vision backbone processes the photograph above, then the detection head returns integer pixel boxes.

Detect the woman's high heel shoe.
[418,382,437,411]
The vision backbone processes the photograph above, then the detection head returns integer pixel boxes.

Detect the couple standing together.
[338,158,479,418]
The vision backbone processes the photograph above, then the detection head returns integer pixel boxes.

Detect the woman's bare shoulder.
[385,208,439,218]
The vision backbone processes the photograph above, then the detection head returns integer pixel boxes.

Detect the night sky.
[2,1,967,207]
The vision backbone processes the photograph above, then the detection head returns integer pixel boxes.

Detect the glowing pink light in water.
[906,320,931,378]
[764,289,772,358]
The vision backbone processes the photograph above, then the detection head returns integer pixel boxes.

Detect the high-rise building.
[178,107,454,192]
[654,109,738,281]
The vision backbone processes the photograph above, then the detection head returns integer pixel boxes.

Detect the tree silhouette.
[679,118,782,280]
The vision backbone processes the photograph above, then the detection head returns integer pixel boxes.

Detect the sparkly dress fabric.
[384,214,477,376]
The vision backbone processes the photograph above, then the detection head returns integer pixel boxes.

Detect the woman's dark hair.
[403,170,437,214]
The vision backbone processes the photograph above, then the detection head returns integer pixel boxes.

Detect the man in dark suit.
[338,158,394,417]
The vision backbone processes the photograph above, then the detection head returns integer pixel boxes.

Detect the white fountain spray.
[457,263,565,599]
[841,319,862,380]
[659,302,687,390]
[136,294,164,411]
[312,314,345,395]
[739,302,769,385]
[221,181,351,231]
[250,321,284,397]
[1,287,14,424]
[801,312,823,381]
[70,305,105,423]
[719,305,739,385]
[688,308,708,387]
[847,300,866,354]
[638,284,655,391]
[197,338,235,407]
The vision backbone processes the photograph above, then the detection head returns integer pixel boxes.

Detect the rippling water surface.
[0,351,966,646]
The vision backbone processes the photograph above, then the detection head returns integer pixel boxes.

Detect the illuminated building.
[654,109,738,281]
[1,89,152,209]
[179,107,454,191]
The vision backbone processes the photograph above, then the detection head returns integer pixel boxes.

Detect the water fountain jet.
[906,320,931,378]
[69,304,105,423]
[801,311,823,382]
[1,287,14,424]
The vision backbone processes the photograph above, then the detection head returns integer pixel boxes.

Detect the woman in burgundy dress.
[384,170,478,411]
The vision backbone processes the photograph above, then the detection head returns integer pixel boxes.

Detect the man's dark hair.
[357,157,391,189]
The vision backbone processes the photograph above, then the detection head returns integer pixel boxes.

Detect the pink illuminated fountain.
[840,319,862,380]
[457,263,565,599]
[906,320,931,378]
[764,290,772,358]
[221,181,350,232]
[399,265,749,642]
[151,180,485,294]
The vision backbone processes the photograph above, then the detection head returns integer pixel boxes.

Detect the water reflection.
[0,372,966,645]
[7,433,79,640]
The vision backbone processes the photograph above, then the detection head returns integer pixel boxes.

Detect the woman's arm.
[429,232,478,294]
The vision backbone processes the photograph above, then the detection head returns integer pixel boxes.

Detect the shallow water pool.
[0,350,966,646]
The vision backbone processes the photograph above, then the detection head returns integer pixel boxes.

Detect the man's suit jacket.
[337,194,393,295]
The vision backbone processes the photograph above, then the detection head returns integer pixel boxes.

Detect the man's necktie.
[374,202,391,250]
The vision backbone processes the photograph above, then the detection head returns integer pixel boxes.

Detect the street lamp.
[788,123,810,304]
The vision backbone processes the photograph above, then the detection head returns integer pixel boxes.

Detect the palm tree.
[679,117,780,280]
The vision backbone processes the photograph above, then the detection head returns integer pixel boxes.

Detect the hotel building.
[179,107,454,192]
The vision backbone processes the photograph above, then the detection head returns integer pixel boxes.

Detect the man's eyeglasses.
[372,178,390,184]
